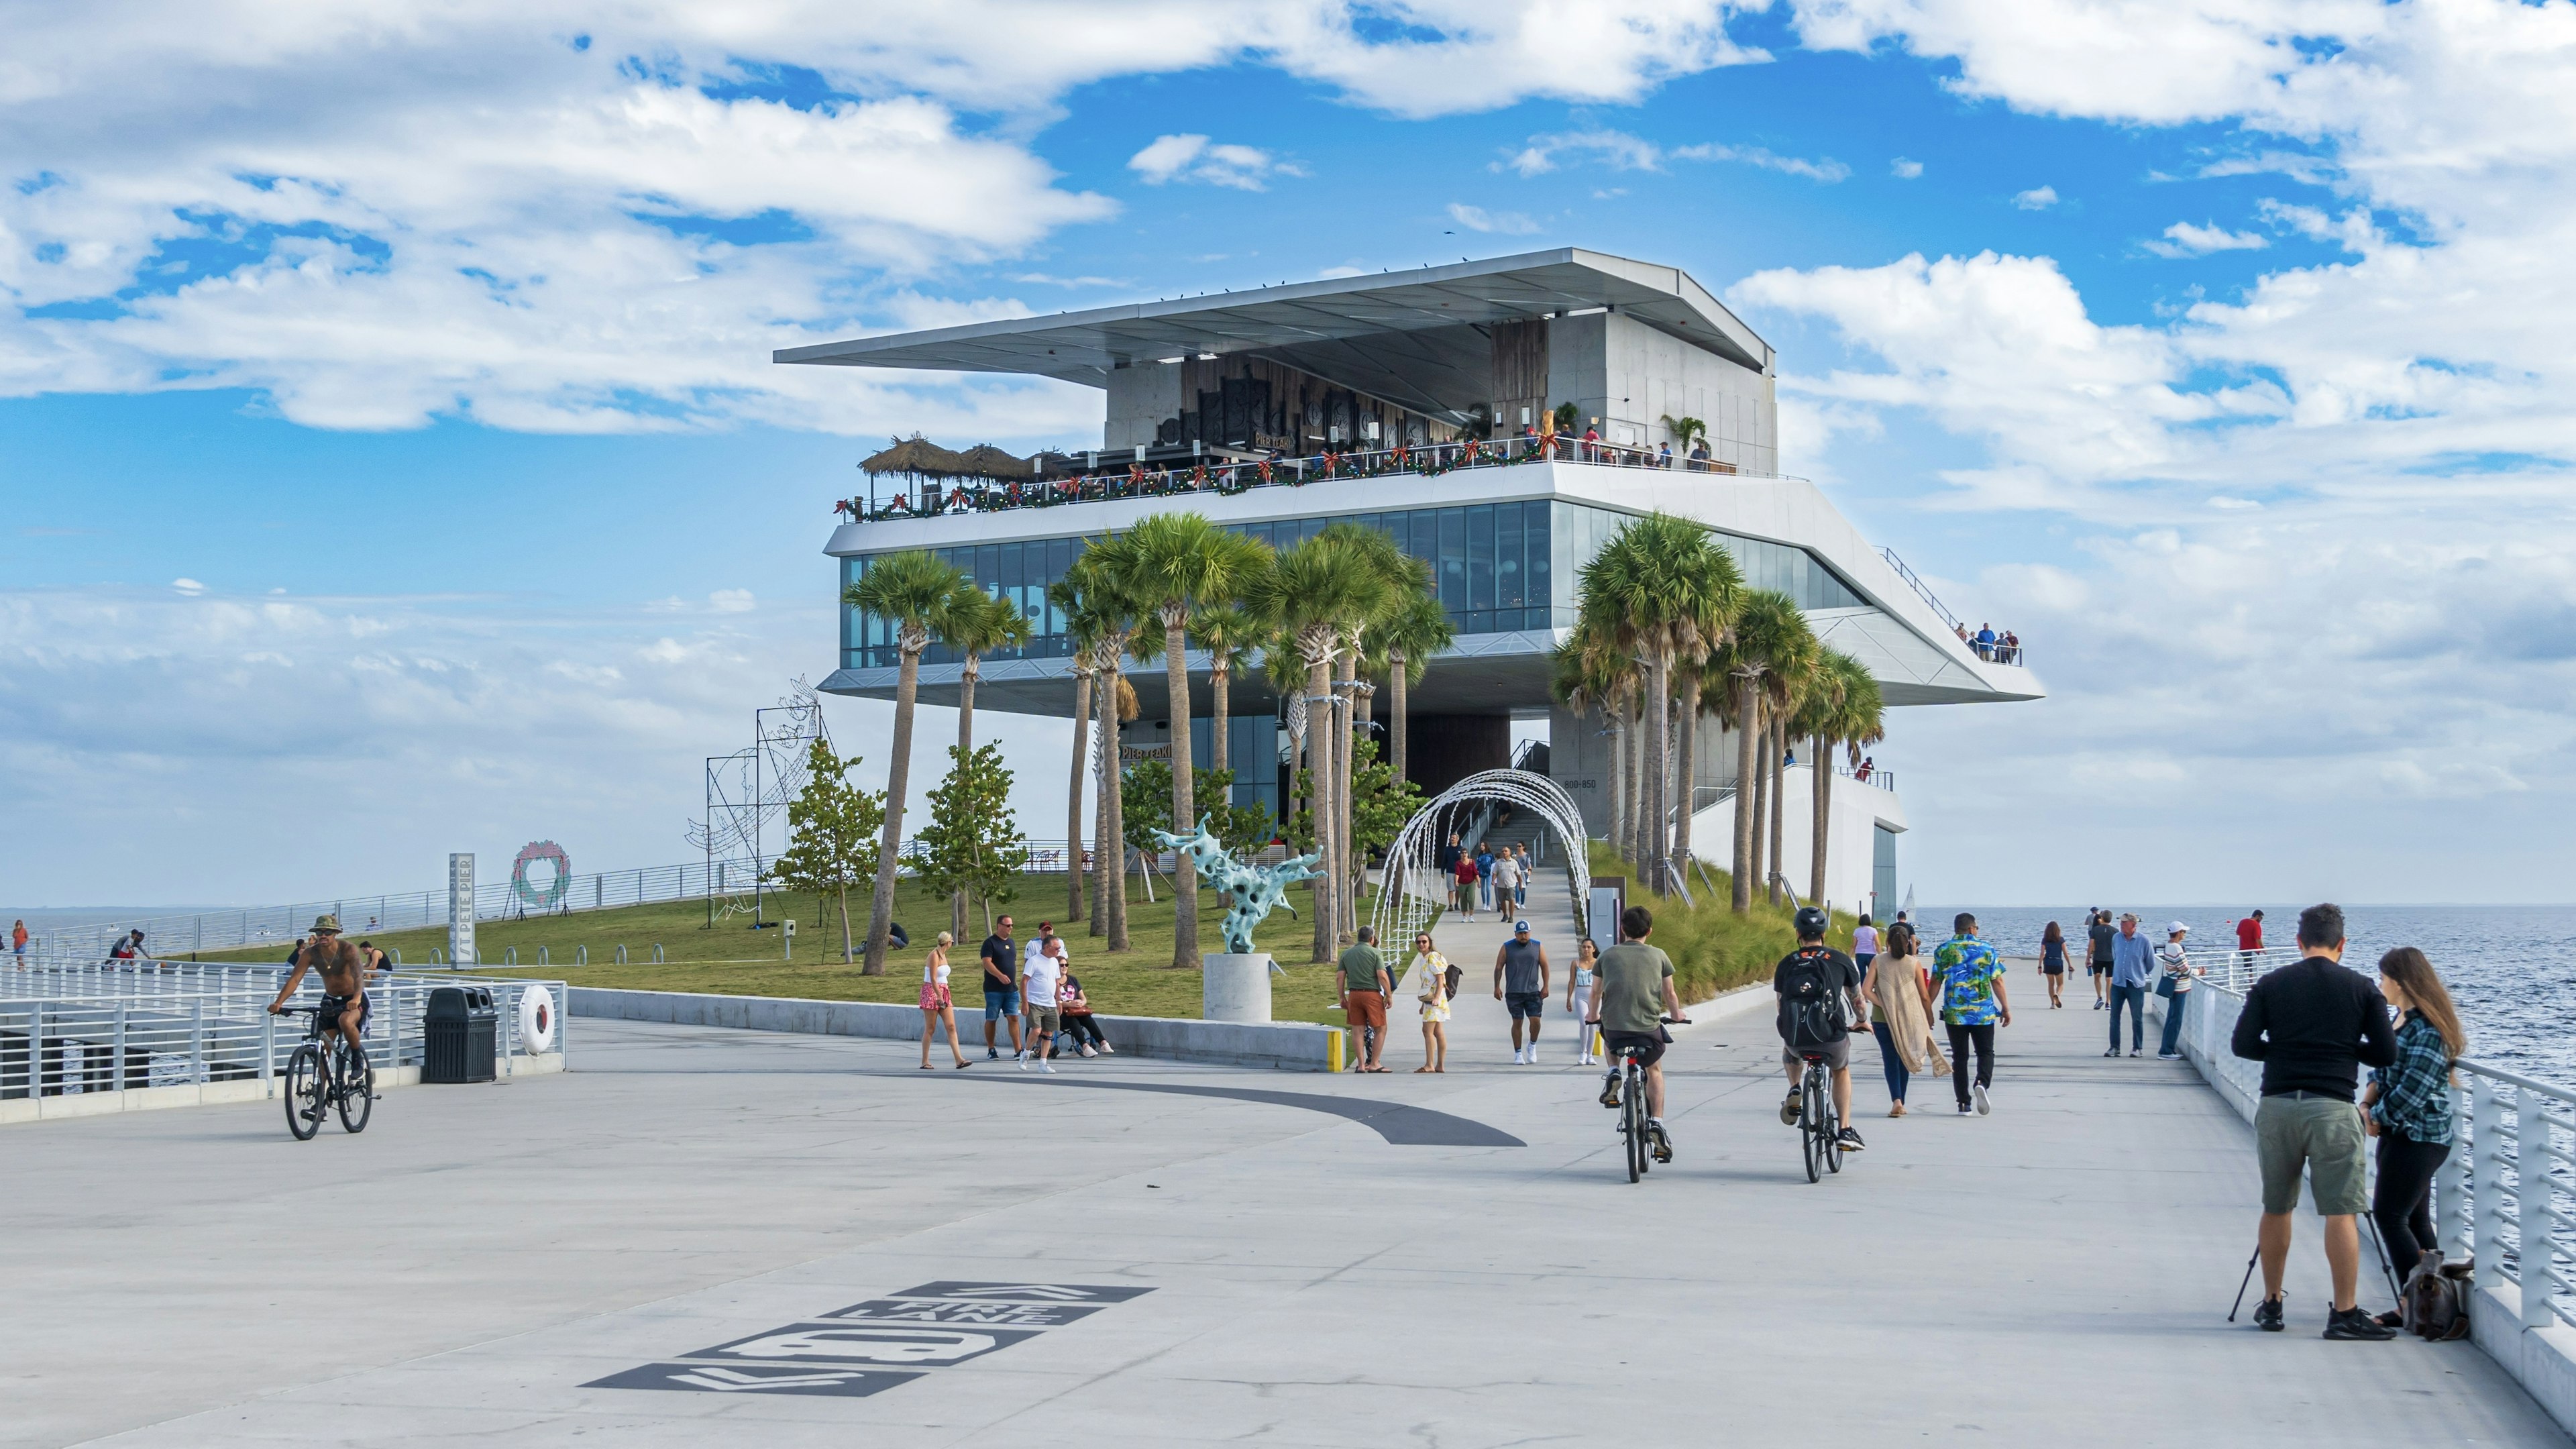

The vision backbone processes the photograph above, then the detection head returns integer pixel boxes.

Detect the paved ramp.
[7,979,2565,1446]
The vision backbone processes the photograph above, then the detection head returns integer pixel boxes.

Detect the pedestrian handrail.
[1,958,566,1106]
[1877,546,1962,633]
[2166,959,2573,1334]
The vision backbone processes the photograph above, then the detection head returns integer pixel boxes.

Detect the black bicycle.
[1602,1016,1684,1183]
[1796,1049,1842,1183]
[280,1006,374,1140]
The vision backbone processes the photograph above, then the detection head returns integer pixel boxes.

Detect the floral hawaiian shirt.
[1931,934,2005,1026]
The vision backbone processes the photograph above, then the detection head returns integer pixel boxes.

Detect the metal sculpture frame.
[1371,769,1593,952]
[1148,815,1324,958]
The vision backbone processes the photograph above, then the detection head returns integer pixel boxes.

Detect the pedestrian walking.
[1511,844,1532,908]
[1931,912,2010,1115]
[2087,908,2116,1008]
[1409,930,1449,1073]
[1451,852,1480,920]
[2039,920,2068,1008]
[1439,833,1462,876]
[1491,851,1520,916]
[1339,926,1391,1072]
[918,932,969,1069]
[1022,923,1063,1058]
[1495,920,1552,1064]
[2155,921,2203,1059]
[2230,903,2400,1340]
[2237,909,2266,976]
[1474,845,1497,911]
[10,919,25,963]
[1020,935,1063,1073]
[1059,967,1112,1055]
[2106,913,2156,1057]
[1866,922,1944,1118]
[1566,936,1601,1064]
[979,916,1024,1061]
[1852,914,1879,980]
[2362,946,2467,1324]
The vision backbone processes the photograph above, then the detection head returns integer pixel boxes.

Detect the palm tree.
[843,549,971,974]
[1761,618,1821,904]
[1714,589,1804,913]
[1189,602,1259,775]
[1551,620,1633,855]
[1097,513,1271,969]
[1059,547,1138,949]
[940,583,1031,941]
[1375,584,1452,786]
[1247,533,1389,963]
[1317,523,1415,934]
[1577,514,1740,890]
[1049,574,1111,924]
[1807,650,1884,908]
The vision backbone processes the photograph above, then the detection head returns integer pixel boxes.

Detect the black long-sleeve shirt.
[2230,954,2398,1099]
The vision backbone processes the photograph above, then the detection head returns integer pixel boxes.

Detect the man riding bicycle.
[1587,904,1690,1162]
[1776,906,1868,1154]
[266,914,377,1057]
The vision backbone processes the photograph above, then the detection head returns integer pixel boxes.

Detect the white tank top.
[924,959,950,987]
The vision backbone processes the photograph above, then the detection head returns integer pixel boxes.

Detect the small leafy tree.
[1123,760,1269,890]
[767,739,885,963]
[912,744,1031,936]
[1289,737,1420,896]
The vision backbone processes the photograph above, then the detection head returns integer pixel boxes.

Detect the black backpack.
[1777,949,1849,1047]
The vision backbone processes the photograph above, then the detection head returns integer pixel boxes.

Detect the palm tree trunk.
[1065,670,1090,923]
[1642,650,1670,890]
[1337,653,1360,936]
[1621,690,1644,869]
[1811,730,1831,908]
[953,658,977,944]
[1090,663,1108,935]
[1388,649,1409,784]
[1750,714,1772,901]
[861,644,921,975]
[1731,677,1760,913]
[1304,653,1337,963]
[1163,616,1201,970]
[1672,674,1699,869]
[1211,661,1231,774]
[1768,720,1788,905]
[1102,659,1130,951]
[1603,704,1626,856]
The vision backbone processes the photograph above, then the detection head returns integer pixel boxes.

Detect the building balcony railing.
[835,434,1747,526]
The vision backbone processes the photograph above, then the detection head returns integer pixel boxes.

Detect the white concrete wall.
[1686,764,1906,917]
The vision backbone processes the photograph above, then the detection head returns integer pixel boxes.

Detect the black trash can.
[423,986,498,1083]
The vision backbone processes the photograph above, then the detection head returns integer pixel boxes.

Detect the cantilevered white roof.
[773,248,1772,390]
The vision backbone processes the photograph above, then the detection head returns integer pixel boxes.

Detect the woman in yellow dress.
[1410,929,1450,1073]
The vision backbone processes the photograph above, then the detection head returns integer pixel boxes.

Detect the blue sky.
[5,1,2573,909]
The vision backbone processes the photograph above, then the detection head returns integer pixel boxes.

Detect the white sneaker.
[1041,1061,1056,1073]
[1973,1081,1991,1116]
[1512,1047,1525,1065]
[1017,1056,1030,1071]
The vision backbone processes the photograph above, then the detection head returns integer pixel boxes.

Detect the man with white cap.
[2155,920,2204,1059]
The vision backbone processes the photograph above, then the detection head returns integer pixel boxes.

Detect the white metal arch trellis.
[1371,769,1593,952]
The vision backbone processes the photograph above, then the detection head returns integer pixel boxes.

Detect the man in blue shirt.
[2106,913,2158,1058]
[1974,624,1996,659]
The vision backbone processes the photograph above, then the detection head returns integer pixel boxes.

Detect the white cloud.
[1447,202,1540,235]
[707,588,756,613]
[1891,157,1924,178]
[1126,133,1297,190]
[2143,219,2269,257]
[1505,127,1848,182]
[169,578,205,596]
[2011,184,2059,209]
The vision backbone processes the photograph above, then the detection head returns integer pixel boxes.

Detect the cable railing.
[839,433,1759,525]
[1,959,565,1104]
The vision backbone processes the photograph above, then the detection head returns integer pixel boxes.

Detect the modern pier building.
[782,249,2041,913]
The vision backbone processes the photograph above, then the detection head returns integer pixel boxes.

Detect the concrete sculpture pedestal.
[1203,953,1274,1023]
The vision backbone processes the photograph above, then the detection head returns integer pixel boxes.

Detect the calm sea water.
[1925,905,2576,1085]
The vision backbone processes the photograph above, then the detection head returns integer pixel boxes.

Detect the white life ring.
[518,983,557,1054]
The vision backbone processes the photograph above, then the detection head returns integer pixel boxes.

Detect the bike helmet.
[1792,906,1830,941]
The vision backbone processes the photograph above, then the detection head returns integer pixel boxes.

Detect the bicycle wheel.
[1801,1072,1823,1183]
[1823,1091,1843,1174]
[334,1042,374,1134]
[1622,1072,1644,1183]
[284,1044,325,1141]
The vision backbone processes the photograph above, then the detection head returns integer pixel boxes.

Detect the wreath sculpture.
[512,840,572,912]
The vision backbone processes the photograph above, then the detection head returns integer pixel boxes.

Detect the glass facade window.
[839,498,1864,672]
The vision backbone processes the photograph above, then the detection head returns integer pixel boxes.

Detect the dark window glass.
[1529,502,1554,617]
[1497,501,1523,608]
[1468,503,1494,611]
[1438,507,1466,611]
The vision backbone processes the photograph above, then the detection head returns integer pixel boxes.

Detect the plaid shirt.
[2369,1011,2455,1145]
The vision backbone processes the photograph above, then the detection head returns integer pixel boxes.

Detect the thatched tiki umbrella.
[956,443,1032,479]
[861,435,974,515]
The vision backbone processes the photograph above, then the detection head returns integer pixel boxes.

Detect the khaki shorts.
[2255,1093,2369,1216]
[1026,1006,1061,1035]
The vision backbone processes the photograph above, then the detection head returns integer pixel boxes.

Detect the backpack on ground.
[2402,1255,2472,1341]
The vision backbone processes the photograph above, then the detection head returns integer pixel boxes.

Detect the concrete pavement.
[7,960,2565,1447]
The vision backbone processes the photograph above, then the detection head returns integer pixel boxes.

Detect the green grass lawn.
[197,873,1355,1026]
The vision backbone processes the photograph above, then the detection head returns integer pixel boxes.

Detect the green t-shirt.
[1338,945,1386,995]
[1595,942,1674,1034]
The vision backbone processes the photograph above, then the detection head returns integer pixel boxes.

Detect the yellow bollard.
[1328,1030,1345,1073]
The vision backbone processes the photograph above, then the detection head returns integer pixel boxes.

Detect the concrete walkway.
[7,965,2567,1446]
[1379,865,1591,1071]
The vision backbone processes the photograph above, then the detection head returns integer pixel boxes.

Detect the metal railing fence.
[2160,967,2573,1332]
[1,959,565,1103]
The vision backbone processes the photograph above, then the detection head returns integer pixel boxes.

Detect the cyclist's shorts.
[1782,1035,1850,1071]
[317,992,372,1035]
[1505,990,1547,1020]
[1603,1030,1666,1068]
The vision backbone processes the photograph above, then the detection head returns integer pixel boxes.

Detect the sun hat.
[311,914,343,934]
